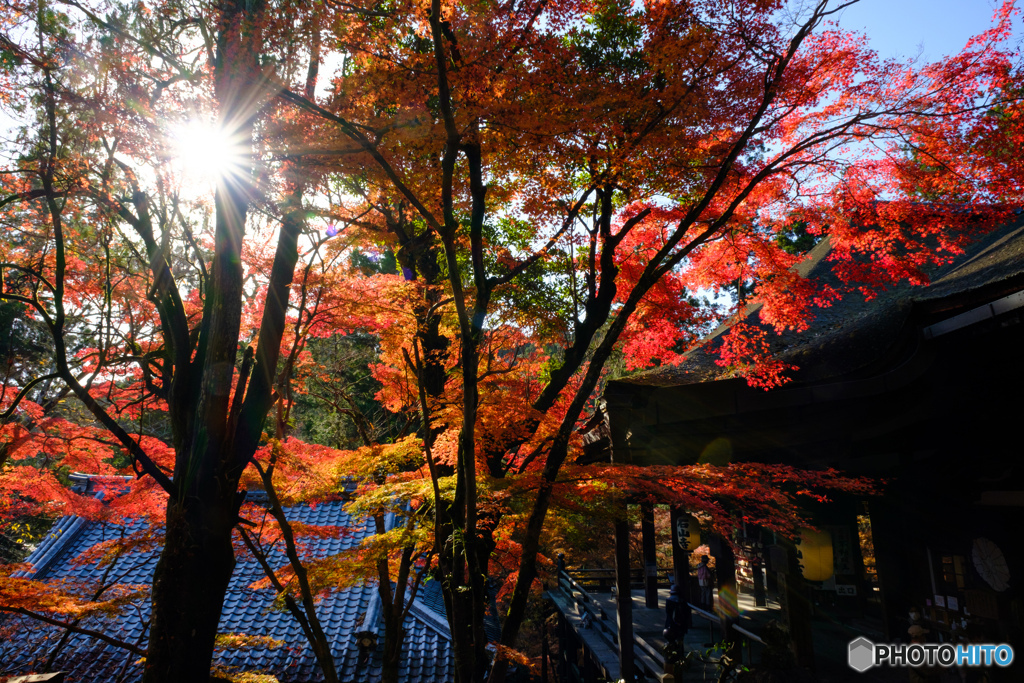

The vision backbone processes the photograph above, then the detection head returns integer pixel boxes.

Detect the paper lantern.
[799,528,834,582]
[675,514,701,551]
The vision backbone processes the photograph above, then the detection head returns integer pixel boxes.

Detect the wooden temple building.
[555,214,1024,681]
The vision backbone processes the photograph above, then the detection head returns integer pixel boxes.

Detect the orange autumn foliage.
[1,0,1022,681]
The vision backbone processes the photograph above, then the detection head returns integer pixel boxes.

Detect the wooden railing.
[565,566,675,591]
[554,566,768,680]
[687,602,766,667]
[555,568,669,680]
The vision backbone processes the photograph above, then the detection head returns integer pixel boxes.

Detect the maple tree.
[232,245,434,683]
[0,0,338,679]
[276,0,1020,680]
[1,0,1022,682]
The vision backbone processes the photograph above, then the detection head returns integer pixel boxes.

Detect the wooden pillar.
[779,536,815,670]
[749,525,767,607]
[541,619,548,683]
[556,612,568,683]
[752,553,767,607]
[614,514,635,681]
[869,497,912,642]
[669,507,692,605]
[641,502,658,608]
[710,534,738,644]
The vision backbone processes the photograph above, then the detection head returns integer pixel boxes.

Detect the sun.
[169,121,247,191]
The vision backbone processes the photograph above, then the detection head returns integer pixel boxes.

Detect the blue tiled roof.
[1,488,454,683]
[413,578,502,645]
[415,578,447,621]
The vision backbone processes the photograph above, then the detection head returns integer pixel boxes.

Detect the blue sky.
[835,0,1020,60]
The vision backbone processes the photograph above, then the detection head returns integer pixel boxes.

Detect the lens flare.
[716,585,740,619]
[169,121,247,191]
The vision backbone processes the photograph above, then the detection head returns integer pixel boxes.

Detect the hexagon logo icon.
[848,637,875,672]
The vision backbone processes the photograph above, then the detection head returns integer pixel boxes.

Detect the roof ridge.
[405,598,453,640]
[17,515,89,580]
[17,483,110,579]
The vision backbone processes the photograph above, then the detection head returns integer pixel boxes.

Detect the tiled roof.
[1,484,454,683]
[415,575,447,620]
[409,578,502,646]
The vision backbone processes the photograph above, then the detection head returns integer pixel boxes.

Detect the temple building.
[556,213,1024,681]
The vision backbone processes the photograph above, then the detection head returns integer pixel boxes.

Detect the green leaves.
[567,0,647,76]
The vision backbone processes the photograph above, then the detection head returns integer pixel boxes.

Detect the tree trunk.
[140,1,269,680]
[438,551,483,683]
[145,498,236,681]
[381,602,406,683]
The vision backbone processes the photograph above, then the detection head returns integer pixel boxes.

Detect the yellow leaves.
[337,435,426,481]
[208,666,281,683]
[215,633,285,650]
[360,524,433,570]
[252,524,432,597]
[345,475,439,521]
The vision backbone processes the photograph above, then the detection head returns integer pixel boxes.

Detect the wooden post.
[614,513,635,681]
[541,619,549,683]
[752,552,767,607]
[669,507,692,605]
[868,497,910,643]
[556,612,568,683]
[710,534,738,644]
[641,502,658,608]
[779,536,815,670]
[749,525,767,607]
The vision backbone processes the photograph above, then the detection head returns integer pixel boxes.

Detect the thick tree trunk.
[141,2,269,680]
[433,511,492,683]
[145,498,236,682]
[438,553,477,683]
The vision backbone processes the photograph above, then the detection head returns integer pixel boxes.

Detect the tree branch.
[0,606,146,656]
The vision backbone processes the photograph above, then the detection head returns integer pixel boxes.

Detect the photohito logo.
[848,637,1014,672]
